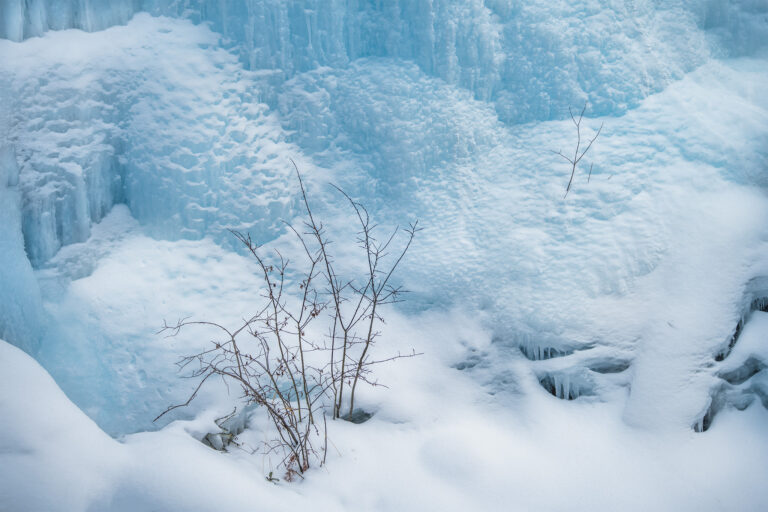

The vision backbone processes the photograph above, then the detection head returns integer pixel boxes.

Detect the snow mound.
[3,326,768,511]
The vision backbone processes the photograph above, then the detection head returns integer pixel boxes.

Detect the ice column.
[0,145,44,354]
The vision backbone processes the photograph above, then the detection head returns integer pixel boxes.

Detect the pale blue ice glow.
[0,1,767,438]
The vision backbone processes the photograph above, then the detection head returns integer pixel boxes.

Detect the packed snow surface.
[1,1,768,510]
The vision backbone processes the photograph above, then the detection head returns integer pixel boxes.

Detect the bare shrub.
[156,161,420,478]
[551,103,603,198]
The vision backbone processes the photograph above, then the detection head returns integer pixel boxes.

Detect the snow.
[4,1,767,122]
[3,325,768,511]
[1,1,768,510]
[34,205,271,435]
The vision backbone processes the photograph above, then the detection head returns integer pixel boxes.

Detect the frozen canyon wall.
[0,0,763,268]
[0,14,305,351]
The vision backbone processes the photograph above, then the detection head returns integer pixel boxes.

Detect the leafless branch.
[157,161,420,478]
[553,102,603,197]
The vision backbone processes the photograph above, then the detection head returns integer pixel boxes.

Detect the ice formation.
[0,4,768,507]
[1,14,310,268]
[4,1,767,120]
[0,144,43,354]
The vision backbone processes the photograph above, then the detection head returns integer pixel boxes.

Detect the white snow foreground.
[0,340,301,511]
[2,330,768,511]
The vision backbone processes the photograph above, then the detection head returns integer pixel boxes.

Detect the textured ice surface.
[4,1,768,122]
[1,2,768,509]
[0,14,311,268]
[0,144,43,353]
[0,0,767,447]
[3,2,767,266]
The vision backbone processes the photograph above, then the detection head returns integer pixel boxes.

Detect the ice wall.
[701,0,768,55]
[0,15,308,271]
[4,1,767,123]
[0,144,43,354]
[144,0,750,123]
[2,0,764,267]
[120,38,303,243]
[7,56,124,266]
[0,0,139,41]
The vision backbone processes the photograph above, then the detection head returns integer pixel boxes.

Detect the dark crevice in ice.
[588,358,631,374]
[519,341,595,362]
[715,293,768,362]
[693,386,727,433]
[694,367,768,433]
[538,372,595,400]
[718,356,766,385]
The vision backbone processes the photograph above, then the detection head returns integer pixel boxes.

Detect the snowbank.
[3,329,768,511]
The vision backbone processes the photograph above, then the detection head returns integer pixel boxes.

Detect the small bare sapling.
[156,162,420,479]
[551,103,603,198]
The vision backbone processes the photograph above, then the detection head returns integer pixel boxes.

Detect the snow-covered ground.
[1,2,768,510]
[3,313,768,511]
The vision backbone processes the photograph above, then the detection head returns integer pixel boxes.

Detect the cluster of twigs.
[551,102,603,198]
[156,162,420,478]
